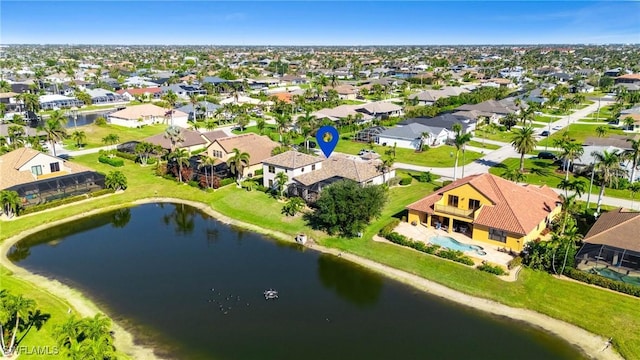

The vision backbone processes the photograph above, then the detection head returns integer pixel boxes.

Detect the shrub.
[387,176,402,186]
[155,162,168,176]
[282,197,305,216]
[379,218,401,237]
[382,232,444,256]
[477,262,507,275]
[95,117,107,126]
[188,180,200,188]
[436,248,475,265]
[508,256,522,270]
[220,178,236,187]
[98,155,124,167]
[418,171,433,183]
[255,169,263,176]
[441,180,453,187]
[191,148,206,155]
[115,151,138,162]
[564,268,640,298]
[399,177,412,186]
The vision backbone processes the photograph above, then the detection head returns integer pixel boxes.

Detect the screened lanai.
[354,126,386,143]
[7,171,106,207]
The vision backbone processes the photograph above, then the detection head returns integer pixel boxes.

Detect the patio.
[393,222,514,266]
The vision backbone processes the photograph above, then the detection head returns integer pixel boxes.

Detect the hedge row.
[477,262,507,275]
[379,218,401,237]
[115,151,138,162]
[20,189,116,215]
[381,231,475,266]
[98,155,124,167]
[220,178,236,187]
[399,177,412,185]
[564,268,640,298]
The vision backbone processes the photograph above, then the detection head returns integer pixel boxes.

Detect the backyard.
[62,123,167,150]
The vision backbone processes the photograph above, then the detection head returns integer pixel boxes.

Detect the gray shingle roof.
[379,123,445,140]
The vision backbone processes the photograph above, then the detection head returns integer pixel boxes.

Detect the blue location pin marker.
[316,125,339,158]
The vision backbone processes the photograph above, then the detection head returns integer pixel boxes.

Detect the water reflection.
[161,204,196,235]
[317,253,383,308]
[111,208,131,228]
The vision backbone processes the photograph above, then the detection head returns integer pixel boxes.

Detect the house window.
[212,150,223,158]
[468,199,481,210]
[312,164,316,171]
[301,167,305,172]
[268,166,275,174]
[489,228,507,243]
[31,165,42,176]
[50,162,60,172]
[448,195,459,207]
[268,179,273,187]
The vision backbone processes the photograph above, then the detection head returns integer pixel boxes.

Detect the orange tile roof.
[272,92,293,103]
[407,173,560,235]
[617,74,640,80]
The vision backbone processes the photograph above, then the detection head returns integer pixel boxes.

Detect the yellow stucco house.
[206,133,279,178]
[406,173,561,252]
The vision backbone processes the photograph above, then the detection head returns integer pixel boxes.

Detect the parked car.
[358,149,376,156]
[540,130,550,137]
[298,140,317,148]
[537,151,557,160]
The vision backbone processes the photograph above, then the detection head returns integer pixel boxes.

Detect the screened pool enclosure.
[7,172,106,207]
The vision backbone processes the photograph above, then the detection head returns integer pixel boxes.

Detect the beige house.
[108,104,189,128]
[206,133,279,178]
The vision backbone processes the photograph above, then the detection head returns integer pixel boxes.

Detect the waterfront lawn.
[537,124,626,147]
[62,123,167,150]
[2,155,640,359]
[335,140,483,167]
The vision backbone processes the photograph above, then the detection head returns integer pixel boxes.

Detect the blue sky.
[1,1,639,45]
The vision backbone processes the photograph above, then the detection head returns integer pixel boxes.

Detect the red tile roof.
[116,87,162,95]
[407,173,560,236]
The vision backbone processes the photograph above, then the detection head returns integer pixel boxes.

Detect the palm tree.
[101,133,119,155]
[7,125,25,149]
[557,194,580,235]
[5,294,35,356]
[105,170,128,190]
[226,148,250,185]
[0,190,20,218]
[628,182,640,210]
[511,126,537,173]
[595,125,608,138]
[560,142,584,180]
[452,124,472,180]
[378,156,395,184]
[71,130,86,148]
[297,111,317,150]
[623,116,635,131]
[275,171,289,198]
[592,150,628,214]
[256,118,266,135]
[169,148,190,183]
[627,138,640,182]
[39,111,68,156]
[162,90,178,126]
[198,155,217,188]
[188,93,200,121]
[80,313,111,342]
[236,114,250,131]
[274,112,292,143]
[502,168,526,183]
[164,125,184,152]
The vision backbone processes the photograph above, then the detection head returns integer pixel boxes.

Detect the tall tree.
[627,138,640,182]
[226,148,250,185]
[592,150,627,214]
[162,90,178,126]
[39,111,68,156]
[452,123,471,180]
[275,171,289,198]
[0,190,21,218]
[169,148,190,183]
[71,130,86,148]
[274,112,292,143]
[164,125,184,152]
[511,126,537,173]
[560,142,584,180]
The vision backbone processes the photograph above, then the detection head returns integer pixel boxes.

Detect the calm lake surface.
[11,203,585,360]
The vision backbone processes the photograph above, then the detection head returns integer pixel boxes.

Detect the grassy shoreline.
[1,154,639,359]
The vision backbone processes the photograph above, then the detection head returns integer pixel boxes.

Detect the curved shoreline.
[0,197,623,360]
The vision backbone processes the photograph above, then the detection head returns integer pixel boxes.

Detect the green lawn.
[232,125,306,144]
[467,140,500,150]
[534,115,558,123]
[62,123,167,150]
[474,128,514,143]
[2,154,640,359]
[576,118,609,123]
[586,105,613,119]
[537,124,626,147]
[335,140,483,167]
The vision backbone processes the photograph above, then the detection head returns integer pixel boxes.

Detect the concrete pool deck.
[392,222,514,266]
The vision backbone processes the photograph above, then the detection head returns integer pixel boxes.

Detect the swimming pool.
[429,236,486,256]
[591,267,640,286]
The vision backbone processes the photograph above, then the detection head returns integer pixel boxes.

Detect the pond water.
[10,203,585,360]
